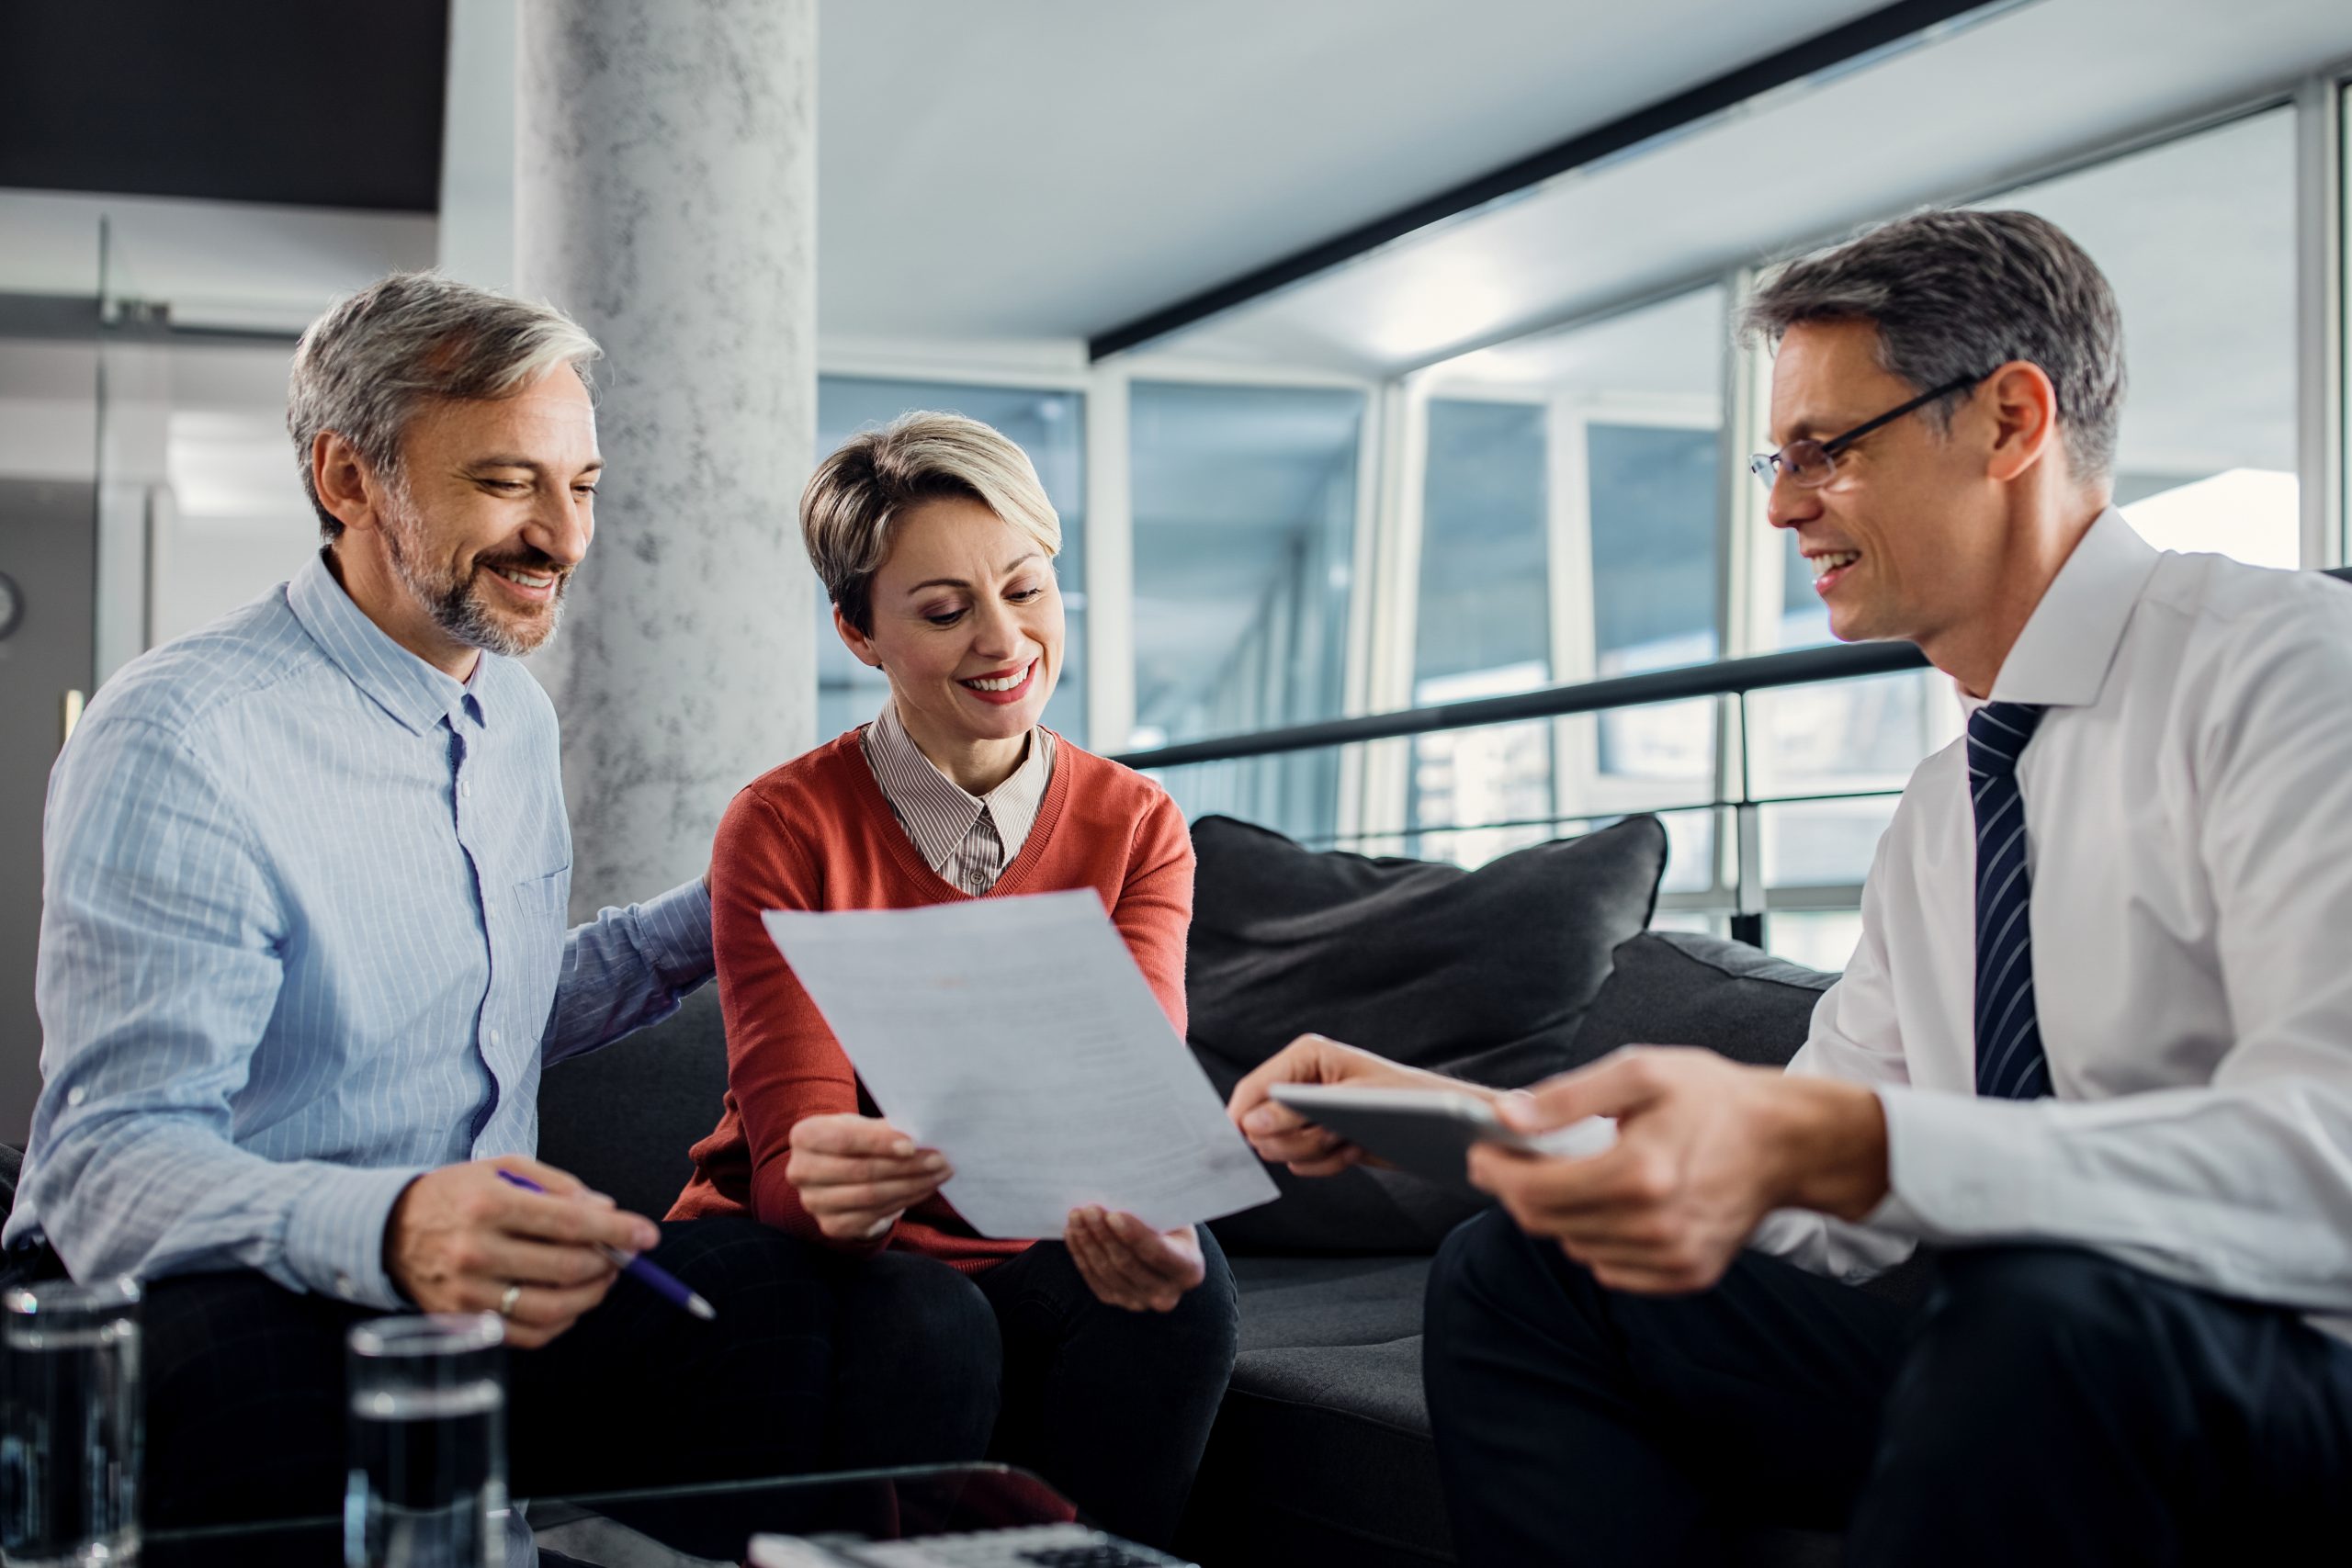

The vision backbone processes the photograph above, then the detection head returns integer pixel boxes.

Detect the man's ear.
[1980,360,2062,485]
[833,602,883,670]
[312,431,386,537]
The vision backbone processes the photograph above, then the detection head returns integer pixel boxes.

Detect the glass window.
[1773,107,2301,651]
[1410,288,1726,873]
[1765,909,1863,974]
[1748,669,1947,891]
[1128,380,1363,840]
[1410,398,1551,865]
[813,377,1086,744]
[1998,109,2298,570]
[1416,398,1550,684]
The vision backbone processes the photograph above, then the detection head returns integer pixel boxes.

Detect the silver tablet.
[1266,1084,1615,1191]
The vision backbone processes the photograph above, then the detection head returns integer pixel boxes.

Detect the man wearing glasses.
[1230,209,2352,1562]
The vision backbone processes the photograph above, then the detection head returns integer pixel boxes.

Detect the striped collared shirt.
[860,702,1057,896]
[6,550,713,1307]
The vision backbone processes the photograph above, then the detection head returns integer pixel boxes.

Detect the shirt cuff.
[634,878,716,992]
[1867,1084,2055,1242]
[284,1164,430,1310]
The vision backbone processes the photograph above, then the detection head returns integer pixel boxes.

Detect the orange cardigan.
[668,728,1196,1272]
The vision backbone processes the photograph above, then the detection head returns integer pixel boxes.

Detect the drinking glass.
[0,1275,142,1568]
[344,1314,507,1568]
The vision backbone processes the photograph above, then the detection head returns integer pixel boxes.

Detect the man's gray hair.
[287,272,603,540]
[1741,209,2125,484]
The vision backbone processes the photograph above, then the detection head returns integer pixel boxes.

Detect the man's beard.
[381,487,569,659]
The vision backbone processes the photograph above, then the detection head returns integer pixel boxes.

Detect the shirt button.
[460,779,472,798]
[335,1273,355,1297]
[65,1086,86,1107]
[487,1028,501,1047]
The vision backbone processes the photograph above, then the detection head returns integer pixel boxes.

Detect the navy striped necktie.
[1969,701,2052,1100]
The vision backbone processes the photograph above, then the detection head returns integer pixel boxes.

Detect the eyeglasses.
[1747,371,1990,490]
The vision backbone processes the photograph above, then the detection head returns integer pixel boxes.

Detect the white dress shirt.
[1752,511,2352,1327]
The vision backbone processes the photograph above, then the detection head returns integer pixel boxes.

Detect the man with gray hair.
[1232,209,2352,1561]
[5,272,994,1523]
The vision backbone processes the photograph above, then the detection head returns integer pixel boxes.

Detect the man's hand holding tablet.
[1227,1034,1467,1176]
[1263,1085,1615,1192]
[1227,1034,1613,1179]
[1227,1033,1887,1296]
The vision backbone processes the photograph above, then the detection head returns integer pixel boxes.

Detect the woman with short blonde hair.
[674,412,1236,1545]
[802,412,1062,635]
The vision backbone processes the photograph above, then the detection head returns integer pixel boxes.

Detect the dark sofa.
[536,816,1858,1565]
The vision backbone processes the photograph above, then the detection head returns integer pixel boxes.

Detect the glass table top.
[146,1462,1080,1567]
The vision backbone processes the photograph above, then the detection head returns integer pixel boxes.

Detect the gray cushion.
[1187,815,1668,1256]
[535,985,730,1221]
[1180,1255,1450,1567]
[1570,929,1836,1068]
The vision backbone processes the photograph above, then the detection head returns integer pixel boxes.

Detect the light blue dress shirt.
[6,551,714,1309]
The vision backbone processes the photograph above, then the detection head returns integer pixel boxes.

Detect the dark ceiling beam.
[1086,0,2026,362]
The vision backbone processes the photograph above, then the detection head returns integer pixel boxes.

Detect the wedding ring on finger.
[497,1281,523,1319]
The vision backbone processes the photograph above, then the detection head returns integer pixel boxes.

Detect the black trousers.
[122,1217,997,1529]
[1421,1207,2352,1567]
[963,1231,1238,1549]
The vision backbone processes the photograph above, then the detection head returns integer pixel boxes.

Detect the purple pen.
[495,1168,718,1321]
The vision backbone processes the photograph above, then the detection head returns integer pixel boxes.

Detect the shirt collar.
[864,700,1053,871]
[287,549,490,735]
[1984,508,2162,710]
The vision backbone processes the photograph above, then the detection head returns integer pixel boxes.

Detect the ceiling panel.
[818,0,1894,340]
[1145,0,2352,376]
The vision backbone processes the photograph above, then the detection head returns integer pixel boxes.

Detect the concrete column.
[515,0,817,915]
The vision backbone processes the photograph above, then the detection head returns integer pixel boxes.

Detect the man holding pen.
[1232,210,2352,1564]
[5,274,992,1525]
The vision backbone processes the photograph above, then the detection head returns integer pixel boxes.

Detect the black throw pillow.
[1187,813,1668,1254]
[1567,930,1838,1069]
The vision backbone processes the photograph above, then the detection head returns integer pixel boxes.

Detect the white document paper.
[762,890,1279,1239]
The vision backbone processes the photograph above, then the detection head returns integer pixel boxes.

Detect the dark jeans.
[1422,1207,2352,1568]
[961,1231,1238,1548]
[114,1217,997,1528]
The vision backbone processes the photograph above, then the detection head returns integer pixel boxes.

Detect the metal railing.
[1112,569,2352,949]
[1112,638,1929,773]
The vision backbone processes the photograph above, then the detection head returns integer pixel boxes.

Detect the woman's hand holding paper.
[1065,1208,1206,1313]
[786,1111,954,1242]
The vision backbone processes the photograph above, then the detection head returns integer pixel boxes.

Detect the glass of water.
[345,1314,507,1568]
[0,1275,141,1568]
